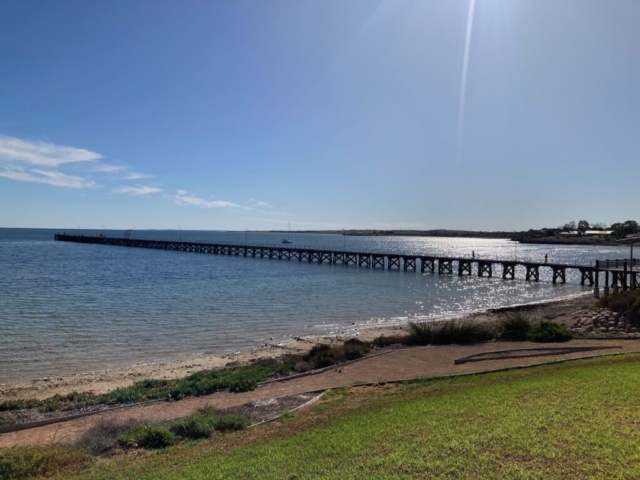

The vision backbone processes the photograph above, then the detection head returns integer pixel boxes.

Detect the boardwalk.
[54,234,639,295]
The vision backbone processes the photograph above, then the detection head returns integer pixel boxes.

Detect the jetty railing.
[597,259,640,270]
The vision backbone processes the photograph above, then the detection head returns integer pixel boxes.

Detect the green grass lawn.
[52,354,640,479]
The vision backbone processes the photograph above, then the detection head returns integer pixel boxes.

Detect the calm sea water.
[0,228,629,383]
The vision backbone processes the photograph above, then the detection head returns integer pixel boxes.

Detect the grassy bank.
[5,354,635,479]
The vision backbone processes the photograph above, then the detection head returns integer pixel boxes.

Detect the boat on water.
[282,222,293,244]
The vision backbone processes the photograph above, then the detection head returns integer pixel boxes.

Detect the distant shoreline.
[269,229,516,239]
[268,229,622,246]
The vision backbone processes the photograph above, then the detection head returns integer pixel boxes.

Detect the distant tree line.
[518,220,640,240]
[561,220,639,238]
[560,220,609,232]
[609,221,640,238]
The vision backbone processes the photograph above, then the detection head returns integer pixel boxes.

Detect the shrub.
[294,361,312,373]
[228,376,258,393]
[169,410,219,440]
[497,313,532,341]
[407,320,494,346]
[214,414,250,432]
[117,424,178,450]
[372,335,393,348]
[116,409,250,449]
[75,419,135,455]
[406,322,434,346]
[0,446,85,479]
[302,340,372,370]
[342,338,371,360]
[37,396,62,413]
[597,290,640,322]
[0,414,6,427]
[526,321,572,343]
[303,344,336,369]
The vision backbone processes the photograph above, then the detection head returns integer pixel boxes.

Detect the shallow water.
[0,228,628,383]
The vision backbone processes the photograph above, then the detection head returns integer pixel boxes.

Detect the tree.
[577,220,590,233]
[592,222,608,230]
[562,221,577,231]
[611,221,639,238]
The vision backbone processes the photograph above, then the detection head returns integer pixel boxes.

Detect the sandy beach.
[0,294,596,402]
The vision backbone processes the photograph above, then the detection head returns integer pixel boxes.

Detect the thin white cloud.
[93,164,127,173]
[0,167,97,189]
[0,135,102,167]
[92,164,154,181]
[114,185,162,196]
[123,171,154,180]
[248,198,274,208]
[174,190,239,209]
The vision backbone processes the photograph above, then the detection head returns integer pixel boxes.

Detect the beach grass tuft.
[526,320,572,343]
[169,409,221,440]
[75,419,136,456]
[115,408,250,450]
[117,424,178,450]
[213,413,251,433]
[301,338,372,371]
[0,446,85,479]
[371,335,408,348]
[497,313,533,341]
[407,320,494,346]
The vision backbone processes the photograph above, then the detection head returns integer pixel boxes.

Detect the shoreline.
[0,293,595,402]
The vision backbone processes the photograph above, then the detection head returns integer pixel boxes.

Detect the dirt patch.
[221,393,319,424]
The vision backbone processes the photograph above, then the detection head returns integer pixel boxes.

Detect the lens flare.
[456,0,476,166]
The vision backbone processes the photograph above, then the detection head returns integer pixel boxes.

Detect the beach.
[0,294,594,402]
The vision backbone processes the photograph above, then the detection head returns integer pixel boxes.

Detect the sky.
[0,0,639,231]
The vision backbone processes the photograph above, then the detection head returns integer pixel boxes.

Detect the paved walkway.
[2,339,638,447]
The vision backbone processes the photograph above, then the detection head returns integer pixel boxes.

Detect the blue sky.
[1,0,638,231]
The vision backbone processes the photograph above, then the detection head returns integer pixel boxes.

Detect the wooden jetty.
[54,234,639,297]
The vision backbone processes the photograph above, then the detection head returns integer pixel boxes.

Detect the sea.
[0,228,630,383]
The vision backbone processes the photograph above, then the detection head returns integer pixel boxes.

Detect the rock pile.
[571,308,640,337]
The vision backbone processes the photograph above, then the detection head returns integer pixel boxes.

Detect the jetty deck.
[54,234,639,296]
